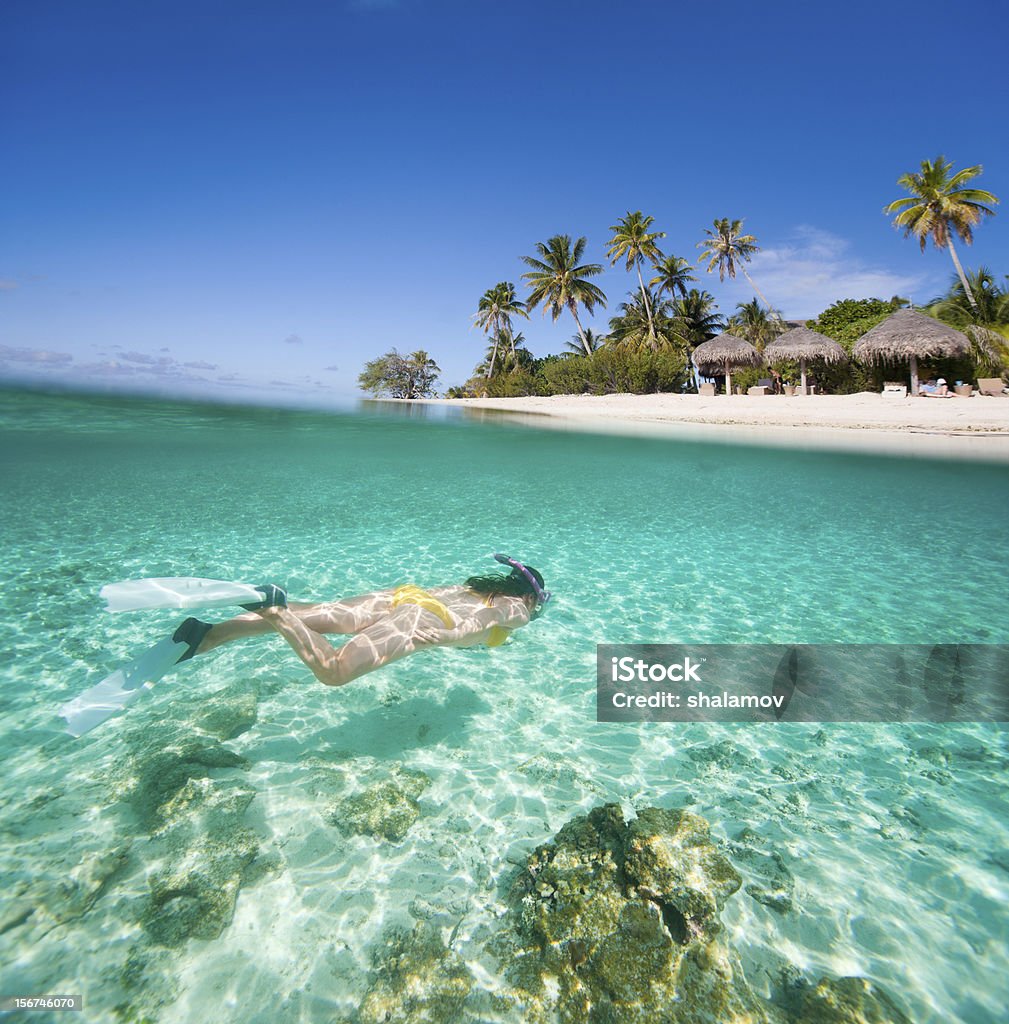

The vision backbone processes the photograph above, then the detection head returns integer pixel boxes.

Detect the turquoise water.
[1,388,1007,1022]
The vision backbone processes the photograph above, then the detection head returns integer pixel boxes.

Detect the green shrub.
[542,356,592,395]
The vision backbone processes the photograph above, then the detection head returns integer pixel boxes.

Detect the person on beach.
[919,377,953,398]
[171,555,550,688]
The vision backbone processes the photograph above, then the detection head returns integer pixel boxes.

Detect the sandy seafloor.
[0,388,1007,1023]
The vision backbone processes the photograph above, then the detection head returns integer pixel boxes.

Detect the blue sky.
[3,0,1007,406]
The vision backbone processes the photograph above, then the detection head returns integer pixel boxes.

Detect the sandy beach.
[417,392,1009,462]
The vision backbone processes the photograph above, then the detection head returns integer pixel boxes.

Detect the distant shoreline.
[412,392,1009,462]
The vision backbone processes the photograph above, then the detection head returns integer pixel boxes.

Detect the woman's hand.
[412,624,447,646]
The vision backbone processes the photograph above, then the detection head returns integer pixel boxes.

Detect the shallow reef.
[493,803,910,1024]
[356,803,911,1024]
[355,922,476,1024]
[191,681,260,740]
[326,765,431,842]
[114,734,251,833]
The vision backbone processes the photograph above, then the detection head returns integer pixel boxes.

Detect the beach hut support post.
[724,363,732,396]
[800,358,807,394]
[909,355,919,396]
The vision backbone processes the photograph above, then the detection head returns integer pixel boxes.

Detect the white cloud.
[75,360,141,377]
[712,226,922,318]
[0,344,73,365]
[283,333,303,345]
[0,280,18,292]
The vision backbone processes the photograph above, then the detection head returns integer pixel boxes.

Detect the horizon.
[3,0,1007,407]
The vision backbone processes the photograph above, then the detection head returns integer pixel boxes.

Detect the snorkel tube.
[493,553,552,619]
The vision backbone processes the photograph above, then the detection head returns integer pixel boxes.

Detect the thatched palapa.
[764,326,847,393]
[853,309,970,395]
[765,326,846,364]
[853,309,970,362]
[692,335,761,395]
[692,335,763,370]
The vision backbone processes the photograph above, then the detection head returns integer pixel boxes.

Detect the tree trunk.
[946,236,978,313]
[909,355,919,396]
[570,306,592,356]
[488,331,500,378]
[636,262,655,338]
[742,269,782,323]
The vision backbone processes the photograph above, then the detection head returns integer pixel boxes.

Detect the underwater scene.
[1,388,1007,1023]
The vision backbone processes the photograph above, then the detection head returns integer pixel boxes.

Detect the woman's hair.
[465,566,545,600]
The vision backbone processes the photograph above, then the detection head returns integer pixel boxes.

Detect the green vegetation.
[361,158,1005,397]
[606,211,666,339]
[698,217,778,318]
[649,254,696,301]
[521,234,607,356]
[802,298,904,393]
[927,268,1009,375]
[357,349,440,398]
[885,155,999,312]
[607,289,684,352]
[726,298,785,353]
[472,281,528,378]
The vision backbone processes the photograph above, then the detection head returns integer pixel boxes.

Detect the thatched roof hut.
[853,309,970,395]
[764,326,847,393]
[765,326,846,364]
[692,334,762,395]
[692,335,762,371]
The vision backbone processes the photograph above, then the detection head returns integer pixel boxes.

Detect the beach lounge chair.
[882,382,907,398]
[977,378,1008,396]
[699,383,716,396]
[747,385,769,396]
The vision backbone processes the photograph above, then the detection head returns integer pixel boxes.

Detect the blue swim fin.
[59,634,190,737]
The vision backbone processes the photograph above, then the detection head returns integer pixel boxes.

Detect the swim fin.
[101,577,265,613]
[59,634,189,737]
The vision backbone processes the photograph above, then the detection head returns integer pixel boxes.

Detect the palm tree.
[675,289,725,391]
[650,254,696,301]
[608,289,685,353]
[675,289,725,348]
[928,267,1009,372]
[884,156,999,313]
[726,298,785,353]
[697,218,778,318]
[564,327,605,355]
[521,234,607,356]
[480,330,534,374]
[406,350,441,399]
[606,211,666,337]
[472,281,529,377]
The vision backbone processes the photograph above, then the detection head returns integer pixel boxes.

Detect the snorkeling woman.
[173,554,551,688]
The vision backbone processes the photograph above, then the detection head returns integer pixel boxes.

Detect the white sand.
[416,392,1009,462]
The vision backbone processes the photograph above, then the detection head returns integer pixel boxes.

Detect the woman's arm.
[415,601,531,647]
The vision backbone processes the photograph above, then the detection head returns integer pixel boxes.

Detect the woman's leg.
[252,604,439,687]
[195,590,395,655]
